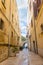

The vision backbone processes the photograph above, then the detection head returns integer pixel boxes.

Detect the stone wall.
[0,46,8,62]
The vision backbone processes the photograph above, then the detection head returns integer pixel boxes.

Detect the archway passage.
[23,42,28,48]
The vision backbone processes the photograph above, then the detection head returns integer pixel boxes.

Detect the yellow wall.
[36,5,43,57]
[28,3,43,57]
[0,0,21,61]
[0,0,21,46]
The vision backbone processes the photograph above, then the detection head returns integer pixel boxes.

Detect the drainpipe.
[8,0,11,57]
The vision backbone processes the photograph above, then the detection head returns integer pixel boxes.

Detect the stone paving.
[0,49,43,65]
[28,51,43,65]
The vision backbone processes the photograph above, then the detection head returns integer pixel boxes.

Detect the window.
[0,19,4,30]
[37,0,41,13]
[29,1,31,11]
[12,14,14,22]
[31,19,33,27]
[2,0,5,4]
[17,37,19,41]
[41,24,43,31]
[33,1,38,19]
[40,24,43,34]
[13,0,14,2]
[11,32,13,37]
[42,0,43,3]
[1,0,6,9]
[37,0,41,8]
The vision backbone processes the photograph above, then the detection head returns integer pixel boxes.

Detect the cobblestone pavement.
[0,48,43,65]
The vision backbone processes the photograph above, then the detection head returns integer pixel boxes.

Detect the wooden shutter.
[33,1,37,19]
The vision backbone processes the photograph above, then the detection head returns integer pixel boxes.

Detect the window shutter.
[0,19,4,30]
[33,1,37,19]
[37,0,41,8]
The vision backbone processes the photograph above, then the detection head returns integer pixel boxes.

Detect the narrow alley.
[0,48,43,65]
[0,0,43,65]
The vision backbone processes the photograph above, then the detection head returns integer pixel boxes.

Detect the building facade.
[0,0,21,62]
[28,0,43,57]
